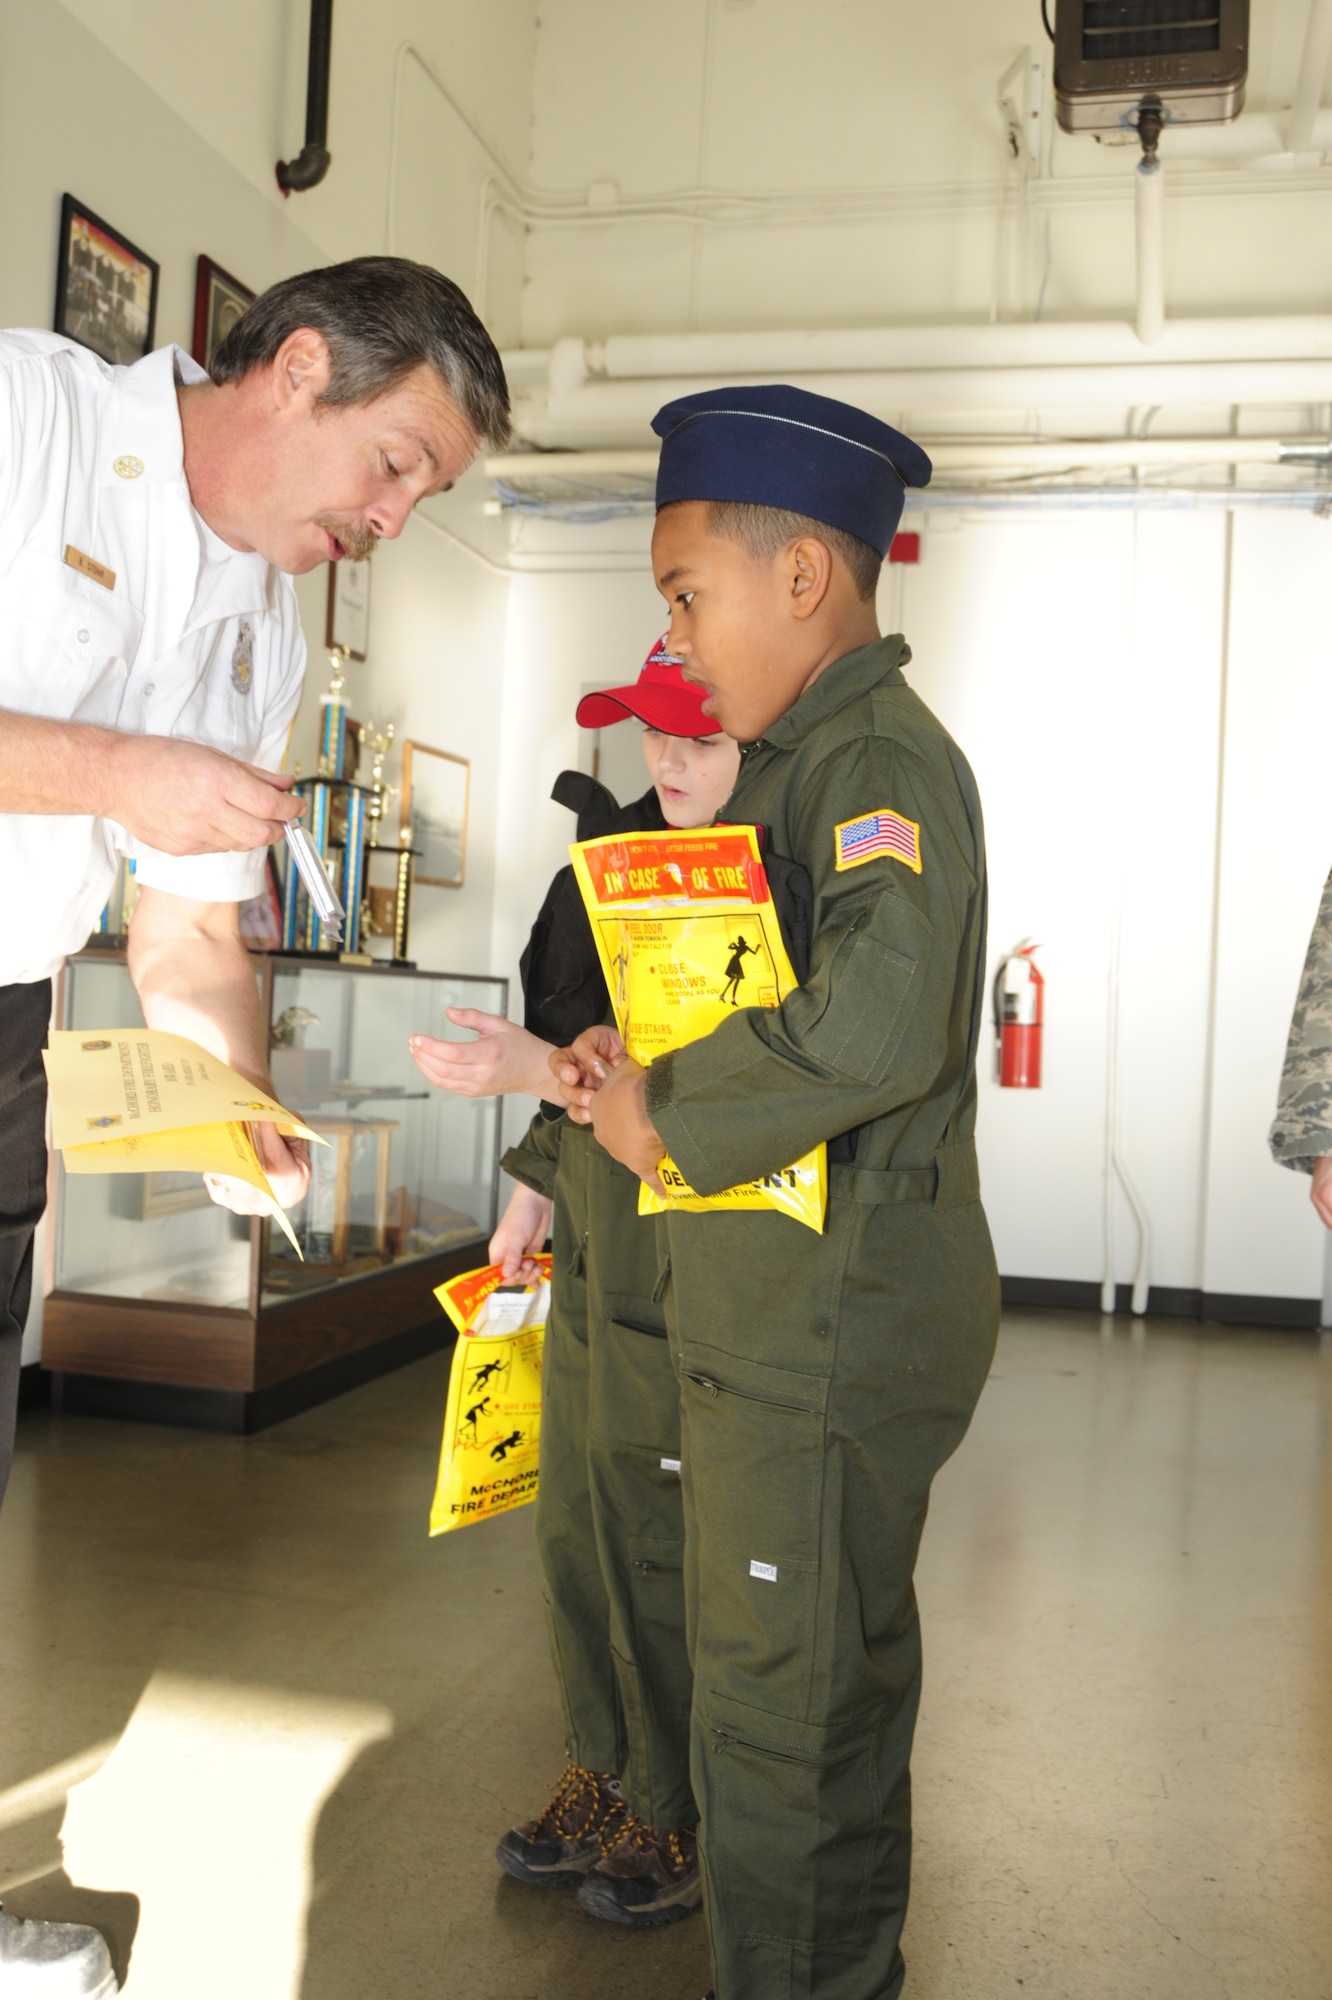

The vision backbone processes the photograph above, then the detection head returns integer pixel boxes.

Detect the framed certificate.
[326,558,371,661]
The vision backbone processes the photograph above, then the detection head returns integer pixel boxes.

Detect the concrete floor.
[1,1310,1329,2000]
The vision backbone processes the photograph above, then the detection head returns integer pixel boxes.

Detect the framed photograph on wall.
[402,742,470,889]
[192,256,256,368]
[53,194,159,368]
[326,558,371,661]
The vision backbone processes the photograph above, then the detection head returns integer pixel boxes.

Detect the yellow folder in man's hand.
[44,1029,324,1257]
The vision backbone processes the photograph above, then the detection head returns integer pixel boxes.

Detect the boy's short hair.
[703,500,883,603]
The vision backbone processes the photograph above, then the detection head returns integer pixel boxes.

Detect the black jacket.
[520,772,667,1055]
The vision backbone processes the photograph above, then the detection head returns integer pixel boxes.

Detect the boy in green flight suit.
[554,386,1001,2000]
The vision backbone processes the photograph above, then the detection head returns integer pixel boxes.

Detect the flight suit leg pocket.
[699,1691,882,1958]
[589,1315,679,1462]
[679,1340,828,1718]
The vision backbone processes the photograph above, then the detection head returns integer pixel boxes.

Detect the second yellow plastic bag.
[428,1258,551,1536]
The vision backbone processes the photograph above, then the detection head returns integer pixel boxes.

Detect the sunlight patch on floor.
[58,1673,392,2000]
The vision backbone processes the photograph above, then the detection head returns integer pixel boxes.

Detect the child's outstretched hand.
[410,1010,554,1100]
[548,1025,628,1122]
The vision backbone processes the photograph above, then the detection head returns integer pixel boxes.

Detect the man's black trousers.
[0,980,51,1509]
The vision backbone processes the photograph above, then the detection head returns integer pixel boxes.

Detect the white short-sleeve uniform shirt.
[0,330,307,985]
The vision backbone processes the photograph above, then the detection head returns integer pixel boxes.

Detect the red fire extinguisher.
[994,942,1044,1088]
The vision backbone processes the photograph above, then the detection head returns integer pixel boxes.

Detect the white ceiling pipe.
[525,317,1332,393]
[527,360,1332,427]
[1136,157,1166,347]
[1289,0,1332,153]
[489,450,661,479]
[487,439,1311,482]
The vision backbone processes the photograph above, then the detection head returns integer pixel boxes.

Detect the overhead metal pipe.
[277,0,333,195]
[1288,0,1332,153]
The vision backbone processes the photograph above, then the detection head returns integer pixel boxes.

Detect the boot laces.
[539,1762,625,1844]
[601,1810,691,1872]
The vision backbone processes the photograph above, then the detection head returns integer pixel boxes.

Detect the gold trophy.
[362,720,398,848]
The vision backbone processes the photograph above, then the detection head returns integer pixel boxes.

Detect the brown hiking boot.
[577,1816,702,1927]
[495,1763,628,1887]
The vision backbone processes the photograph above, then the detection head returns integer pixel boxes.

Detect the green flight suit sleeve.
[644,733,978,1195]
[1270,867,1332,1173]
[501,1107,565,1199]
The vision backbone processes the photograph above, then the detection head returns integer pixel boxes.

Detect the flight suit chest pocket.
[0,551,142,725]
[807,925,920,1083]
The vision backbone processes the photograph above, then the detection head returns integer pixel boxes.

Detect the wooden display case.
[42,950,506,1432]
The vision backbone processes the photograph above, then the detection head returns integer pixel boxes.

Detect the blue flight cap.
[652,385,932,558]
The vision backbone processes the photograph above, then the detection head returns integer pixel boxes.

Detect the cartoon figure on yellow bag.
[429,1258,552,1536]
[720,933,761,1007]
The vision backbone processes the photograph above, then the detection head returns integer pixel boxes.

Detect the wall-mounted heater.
[1053,1,1250,132]
[1052,2,1250,344]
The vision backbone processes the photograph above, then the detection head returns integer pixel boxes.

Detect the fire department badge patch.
[231,619,254,695]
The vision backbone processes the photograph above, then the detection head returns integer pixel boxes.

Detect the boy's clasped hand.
[548,1028,669,1193]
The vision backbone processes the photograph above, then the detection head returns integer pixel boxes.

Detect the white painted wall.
[53,0,537,333]
[1201,511,1332,1304]
[521,0,1332,341]
[907,503,1330,1308]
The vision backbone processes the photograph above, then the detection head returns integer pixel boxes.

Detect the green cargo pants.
[507,1116,695,1829]
[663,1161,1000,2000]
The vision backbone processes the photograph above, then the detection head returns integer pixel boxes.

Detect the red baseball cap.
[575,635,715,736]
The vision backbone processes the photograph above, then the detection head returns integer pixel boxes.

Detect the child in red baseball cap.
[409,641,738,1929]
[575,632,738,838]
[411,635,737,1102]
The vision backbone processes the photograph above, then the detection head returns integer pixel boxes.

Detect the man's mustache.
[317,515,378,563]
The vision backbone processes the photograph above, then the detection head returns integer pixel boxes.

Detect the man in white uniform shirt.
[0,255,508,1993]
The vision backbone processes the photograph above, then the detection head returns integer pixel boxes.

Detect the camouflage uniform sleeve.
[501,1108,564,1199]
[1270,867,1332,1174]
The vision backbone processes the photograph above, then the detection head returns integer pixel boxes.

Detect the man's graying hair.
[209,255,512,449]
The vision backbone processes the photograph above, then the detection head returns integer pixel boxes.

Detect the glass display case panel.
[54,954,506,1315]
[262,961,505,1305]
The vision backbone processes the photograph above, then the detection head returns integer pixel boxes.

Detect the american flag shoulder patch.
[834,808,923,875]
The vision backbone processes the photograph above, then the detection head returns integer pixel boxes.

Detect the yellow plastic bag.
[570,826,826,1232]
[429,1258,551,1535]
